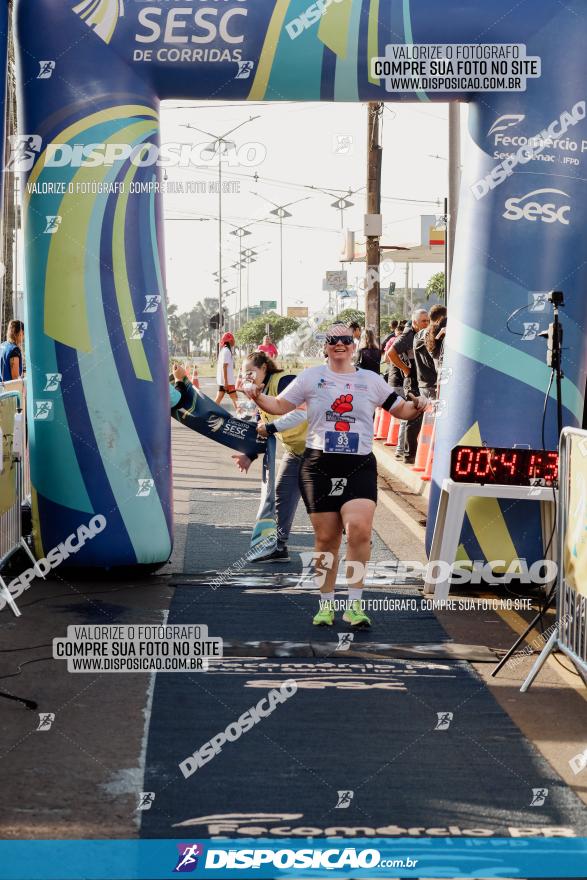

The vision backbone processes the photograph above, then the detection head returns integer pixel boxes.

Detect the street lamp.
[241,251,257,323]
[229,223,256,330]
[252,192,310,316]
[305,185,363,228]
[181,116,260,345]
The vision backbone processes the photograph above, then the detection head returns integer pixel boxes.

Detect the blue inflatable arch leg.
[15,3,172,566]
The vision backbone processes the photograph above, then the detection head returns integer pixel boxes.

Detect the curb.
[373,441,431,500]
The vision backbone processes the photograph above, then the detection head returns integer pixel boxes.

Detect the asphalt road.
[0,378,586,850]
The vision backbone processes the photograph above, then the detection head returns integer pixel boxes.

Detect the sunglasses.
[325,335,354,346]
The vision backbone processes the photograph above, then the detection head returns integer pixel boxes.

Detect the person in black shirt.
[380,320,398,352]
[414,305,447,399]
[425,312,448,370]
[356,329,382,374]
[385,309,429,463]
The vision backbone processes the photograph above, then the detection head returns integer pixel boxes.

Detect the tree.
[337,308,365,326]
[235,312,299,349]
[318,309,365,332]
[167,303,182,352]
[425,271,445,301]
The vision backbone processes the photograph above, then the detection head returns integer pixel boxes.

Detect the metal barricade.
[0,378,30,504]
[522,427,587,690]
[0,388,38,617]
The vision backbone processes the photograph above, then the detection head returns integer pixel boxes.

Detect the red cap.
[220,332,235,346]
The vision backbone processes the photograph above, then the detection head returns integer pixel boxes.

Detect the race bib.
[324,431,359,454]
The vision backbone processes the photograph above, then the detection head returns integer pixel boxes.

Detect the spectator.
[258,335,278,359]
[425,312,448,370]
[385,308,429,464]
[414,305,446,400]
[381,319,398,352]
[348,321,362,351]
[0,320,24,382]
[215,332,238,408]
[356,329,381,374]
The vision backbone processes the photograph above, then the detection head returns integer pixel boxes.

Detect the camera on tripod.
[538,290,564,371]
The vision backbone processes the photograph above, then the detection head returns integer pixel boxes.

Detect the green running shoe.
[342,599,371,629]
[313,601,335,626]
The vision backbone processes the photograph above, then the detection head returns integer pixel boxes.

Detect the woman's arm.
[10,357,20,380]
[270,408,307,432]
[249,390,295,415]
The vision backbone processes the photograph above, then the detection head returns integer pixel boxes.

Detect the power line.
[166,161,441,206]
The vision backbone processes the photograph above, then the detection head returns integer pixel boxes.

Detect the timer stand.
[424,479,557,602]
[493,291,565,680]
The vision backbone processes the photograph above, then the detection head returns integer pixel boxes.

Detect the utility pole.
[365,102,383,343]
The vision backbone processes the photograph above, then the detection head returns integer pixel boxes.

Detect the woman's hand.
[394,397,428,421]
[244,383,262,401]
[408,394,429,413]
[232,453,252,473]
[256,422,268,439]
[173,364,187,381]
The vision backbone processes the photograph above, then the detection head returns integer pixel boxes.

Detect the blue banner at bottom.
[0,838,586,879]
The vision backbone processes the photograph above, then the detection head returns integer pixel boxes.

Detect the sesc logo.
[503,188,571,225]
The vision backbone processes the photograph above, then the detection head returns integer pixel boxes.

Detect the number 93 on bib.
[324,431,359,454]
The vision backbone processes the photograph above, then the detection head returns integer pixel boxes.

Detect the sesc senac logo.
[72,0,124,45]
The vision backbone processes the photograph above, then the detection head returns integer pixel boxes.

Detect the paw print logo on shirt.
[331,394,354,431]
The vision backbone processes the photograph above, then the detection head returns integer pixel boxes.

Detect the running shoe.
[255,548,290,563]
[342,600,371,628]
[312,601,335,626]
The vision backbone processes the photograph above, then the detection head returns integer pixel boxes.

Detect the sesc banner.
[170,378,265,461]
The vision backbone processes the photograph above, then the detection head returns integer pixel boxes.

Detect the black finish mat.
[140,586,587,839]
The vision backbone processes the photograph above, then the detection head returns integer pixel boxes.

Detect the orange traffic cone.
[420,416,436,482]
[412,407,434,472]
[376,408,391,440]
[384,414,400,446]
[373,407,382,436]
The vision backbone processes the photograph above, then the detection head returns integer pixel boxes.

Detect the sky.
[159,100,464,318]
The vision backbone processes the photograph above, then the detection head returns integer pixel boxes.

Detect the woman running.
[245,323,425,627]
[233,350,307,563]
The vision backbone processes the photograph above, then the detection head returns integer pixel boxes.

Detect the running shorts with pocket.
[299,449,378,513]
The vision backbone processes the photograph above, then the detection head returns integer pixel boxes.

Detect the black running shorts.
[299,449,378,513]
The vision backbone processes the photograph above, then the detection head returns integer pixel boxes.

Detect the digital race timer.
[450,446,558,487]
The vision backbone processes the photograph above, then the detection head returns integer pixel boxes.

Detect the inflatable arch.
[7,0,587,567]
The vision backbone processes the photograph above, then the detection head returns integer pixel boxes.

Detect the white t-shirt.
[216,346,234,387]
[278,365,401,455]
